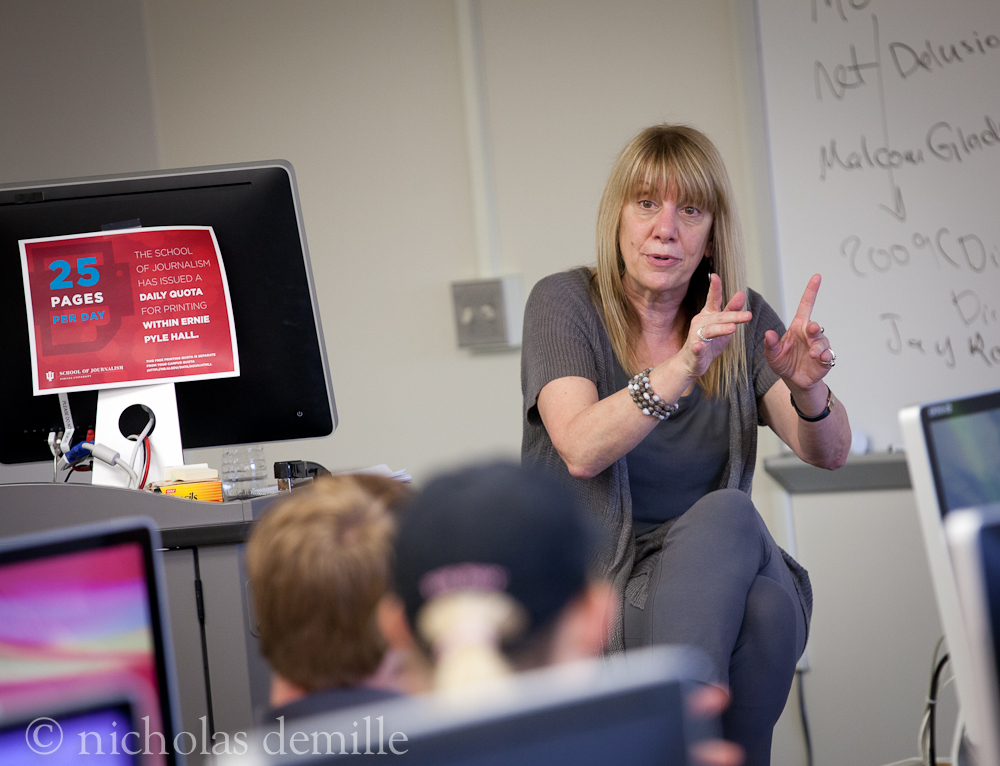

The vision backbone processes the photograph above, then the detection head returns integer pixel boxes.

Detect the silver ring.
[820,349,836,367]
[697,325,712,342]
[819,326,825,334]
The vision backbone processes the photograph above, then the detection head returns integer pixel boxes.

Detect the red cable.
[140,437,151,489]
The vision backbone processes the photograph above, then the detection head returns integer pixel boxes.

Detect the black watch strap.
[790,387,834,422]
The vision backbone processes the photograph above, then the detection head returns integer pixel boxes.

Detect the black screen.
[382,684,688,766]
[0,163,335,463]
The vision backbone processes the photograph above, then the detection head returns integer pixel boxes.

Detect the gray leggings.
[623,488,806,766]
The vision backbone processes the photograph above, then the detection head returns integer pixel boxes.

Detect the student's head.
[246,474,408,693]
[379,461,616,691]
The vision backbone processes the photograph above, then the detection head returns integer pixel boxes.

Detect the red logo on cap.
[419,563,510,600]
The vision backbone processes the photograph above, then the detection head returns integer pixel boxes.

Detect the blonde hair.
[417,591,527,694]
[594,124,748,397]
[246,475,405,691]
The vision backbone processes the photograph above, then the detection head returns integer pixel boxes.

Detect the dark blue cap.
[394,461,595,634]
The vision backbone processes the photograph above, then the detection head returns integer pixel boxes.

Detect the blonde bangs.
[625,145,721,216]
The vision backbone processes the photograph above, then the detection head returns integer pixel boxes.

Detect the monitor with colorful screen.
[0,517,181,765]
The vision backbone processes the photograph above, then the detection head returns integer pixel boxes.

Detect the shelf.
[763,451,912,494]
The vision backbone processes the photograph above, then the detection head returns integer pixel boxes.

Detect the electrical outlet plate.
[451,275,522,351]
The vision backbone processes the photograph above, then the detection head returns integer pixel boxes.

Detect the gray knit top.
[520,267,813,653]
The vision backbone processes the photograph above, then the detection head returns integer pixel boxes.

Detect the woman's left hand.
[763,274,835,391]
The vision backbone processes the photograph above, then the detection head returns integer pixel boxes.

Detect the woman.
[521,124,851,765]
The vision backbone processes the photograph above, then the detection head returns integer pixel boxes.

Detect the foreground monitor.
[900,389,1000,756]
[945,504,1000,766]
[230,646,714,766]
[0,517,183,766]
[0,162,336,464]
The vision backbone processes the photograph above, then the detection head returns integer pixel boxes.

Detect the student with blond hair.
[245,474,409,720]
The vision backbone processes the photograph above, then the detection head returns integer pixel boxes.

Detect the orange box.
[155,480,223,502]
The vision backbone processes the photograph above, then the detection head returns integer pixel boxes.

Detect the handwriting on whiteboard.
[758,0,1000,447]
[839,229,1000,278]
[880,313,1000,370]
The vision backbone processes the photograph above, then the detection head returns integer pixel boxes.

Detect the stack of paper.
[333,464,412,483]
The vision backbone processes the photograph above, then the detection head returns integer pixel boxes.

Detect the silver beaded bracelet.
[627,368,680,421]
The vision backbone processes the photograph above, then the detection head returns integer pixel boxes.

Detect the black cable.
[928,652,950,766]
[798,672,814,766]
[192,548,216,741]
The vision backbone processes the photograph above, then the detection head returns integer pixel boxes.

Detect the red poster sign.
[20,226,239,394]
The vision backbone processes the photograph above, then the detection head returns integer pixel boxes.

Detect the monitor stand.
[92,382,184,489]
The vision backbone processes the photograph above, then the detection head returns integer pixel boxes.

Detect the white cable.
[918,706,931,765]
[883,637,950,766]
[935,672,957,766]
[48,431,60,482]
[82,442,139,488]
[57,392,75,457]
[118,458,139,489]
[128,415,155,473]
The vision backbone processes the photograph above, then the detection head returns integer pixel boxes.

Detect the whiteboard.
[755,0,1000,450]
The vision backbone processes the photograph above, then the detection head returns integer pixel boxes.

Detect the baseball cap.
[393,461,596,637]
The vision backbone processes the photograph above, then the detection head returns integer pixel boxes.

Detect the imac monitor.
[900,388,1000,754]
[945,504,1000,766]
[250,646,714,766]
[0,518,182,765]
[0,162,336,464]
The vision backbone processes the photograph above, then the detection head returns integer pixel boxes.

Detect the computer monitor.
[0,161,336,465]
[0,697,140,765]
[900,389,1000,755]
[0,517,183,766]
[237,646,715,766]
[945,504,1000,766]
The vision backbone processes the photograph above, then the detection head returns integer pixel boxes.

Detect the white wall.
[0,0,158,183]
[0,0,159,484]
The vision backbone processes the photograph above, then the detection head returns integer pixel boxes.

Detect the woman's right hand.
[674,273,751,380]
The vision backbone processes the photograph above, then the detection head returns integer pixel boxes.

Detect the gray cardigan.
[521,267,812,652]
